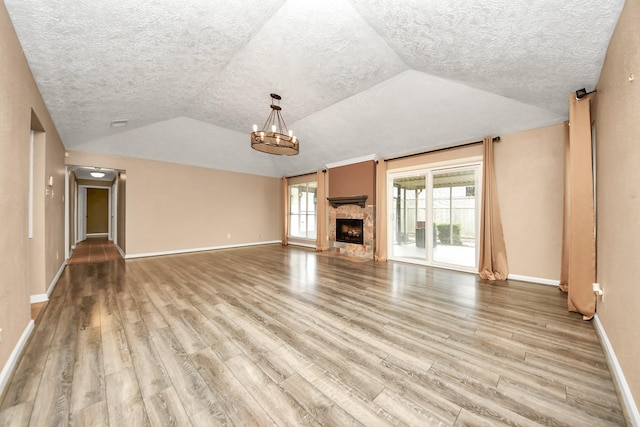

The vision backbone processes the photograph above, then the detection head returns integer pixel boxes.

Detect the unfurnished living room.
[1,1,639,426]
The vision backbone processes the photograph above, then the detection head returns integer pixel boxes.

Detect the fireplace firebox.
[336,218,364,245]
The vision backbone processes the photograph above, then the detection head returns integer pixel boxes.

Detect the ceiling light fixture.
[90,171,106,178]
[110,119,129,127]
[250,93,299,156]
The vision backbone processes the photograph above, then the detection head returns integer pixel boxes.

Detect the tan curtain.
[281,177,288,246]
[316,170,329,251]
[564,94,596,319]
[559,121,570,292]
[375,159,387,261]
[478,136,509,280]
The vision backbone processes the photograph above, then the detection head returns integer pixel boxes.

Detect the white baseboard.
[508,274,559,286]
[29,293,48,304]
[593,314,640,426]
[0,320,35,399]
[87,233,108,237]
[46,261,66,297]
[125,240,282,260]
[29,260,66,304]
[115,243,126,259]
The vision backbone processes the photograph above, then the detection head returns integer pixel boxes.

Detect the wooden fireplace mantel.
[326,195,368,208]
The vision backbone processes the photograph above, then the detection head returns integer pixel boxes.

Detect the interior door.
[86,188,109,235]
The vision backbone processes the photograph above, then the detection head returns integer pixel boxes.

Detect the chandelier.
[251,93,299,155]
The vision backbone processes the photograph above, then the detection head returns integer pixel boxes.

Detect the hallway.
[68,237,122,265]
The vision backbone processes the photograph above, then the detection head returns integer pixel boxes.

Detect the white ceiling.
[6,0,624,177]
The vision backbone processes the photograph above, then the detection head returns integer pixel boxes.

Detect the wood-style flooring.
[0,245,626,426]
[67,236,123,265]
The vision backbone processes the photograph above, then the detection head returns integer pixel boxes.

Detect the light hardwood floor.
[0,244,626,426]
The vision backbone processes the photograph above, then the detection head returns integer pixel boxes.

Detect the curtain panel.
[316,170,329,251]
[375,159,387,261]
[559,121,570,292]
[478,136,509,280]
[281,177,288,246]
[562,94,596,319]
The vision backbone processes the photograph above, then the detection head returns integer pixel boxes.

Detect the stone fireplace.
[327,195,374,259]
[325,159,377,260]
[336,218,364,245]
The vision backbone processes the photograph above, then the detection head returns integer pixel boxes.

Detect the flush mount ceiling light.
[250,93,299,156]
[90,171,106,178]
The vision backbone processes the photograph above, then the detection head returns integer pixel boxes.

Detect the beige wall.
[592,0,640,411]
[386,129,564,282]
[0,2,66,371]
[65,151,282,256]
[76,179,113,187]
[495,124,564,281]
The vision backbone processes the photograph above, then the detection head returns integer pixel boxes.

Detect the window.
[289,182,317,239]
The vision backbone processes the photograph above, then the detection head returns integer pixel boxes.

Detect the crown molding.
[325,154,378,169]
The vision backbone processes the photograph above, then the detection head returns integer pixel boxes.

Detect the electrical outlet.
[227,233,231,239]
[0,328,2,343]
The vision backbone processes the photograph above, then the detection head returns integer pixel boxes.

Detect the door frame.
[111,180,118,245]
[77,185,112,241]
[386,157,482,272]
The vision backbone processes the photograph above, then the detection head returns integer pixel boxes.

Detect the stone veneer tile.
[328,205,375,259]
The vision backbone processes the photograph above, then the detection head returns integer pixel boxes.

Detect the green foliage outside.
[436,223,462,245]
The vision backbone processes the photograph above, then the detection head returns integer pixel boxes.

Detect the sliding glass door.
[432,169,478,268]
[391,174,427,260]
[389,163,480,271]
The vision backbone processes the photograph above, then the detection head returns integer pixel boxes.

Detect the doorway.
[66,166,125,259]
[388,162,481,271]
[77,185,111,241]
[86,188,109,236]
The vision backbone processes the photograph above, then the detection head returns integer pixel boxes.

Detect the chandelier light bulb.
[253,124,258,132]
[271,124,277,132]
[288,129,293,137]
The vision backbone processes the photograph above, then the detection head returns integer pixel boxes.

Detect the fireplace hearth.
[336,218,364,245]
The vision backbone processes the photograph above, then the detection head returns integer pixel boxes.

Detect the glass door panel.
[432,168,478,268]
[391,175,427,260]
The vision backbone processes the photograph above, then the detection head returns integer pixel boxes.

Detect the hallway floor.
[68,236,122,264]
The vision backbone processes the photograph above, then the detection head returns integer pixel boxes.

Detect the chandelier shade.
[251,93,299,155]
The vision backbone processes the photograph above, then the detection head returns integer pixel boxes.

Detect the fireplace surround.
[328,198,374,259]
[336,218,364,245]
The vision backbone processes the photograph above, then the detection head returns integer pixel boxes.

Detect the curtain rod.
[285,169,326,179]
[383,136,501,163]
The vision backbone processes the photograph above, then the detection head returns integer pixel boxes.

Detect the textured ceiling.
[6,0,624,177]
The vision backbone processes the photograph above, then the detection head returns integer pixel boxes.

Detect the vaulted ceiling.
[6,0,624,177]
